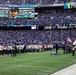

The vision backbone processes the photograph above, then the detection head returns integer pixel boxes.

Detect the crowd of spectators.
[0,30,50,45]
[51,29,76,43]
[0,11,76,26]
[0,0,76,5]
[36,11,76,27]
[0,0,76,46]
[0,29,75,46]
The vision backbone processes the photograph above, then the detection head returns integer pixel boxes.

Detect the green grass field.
[0,50,76,75]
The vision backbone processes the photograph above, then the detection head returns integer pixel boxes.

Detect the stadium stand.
[0,0,76,4]
[0,11,76,26]
[0,30,50,45]
[0,0,76,54]
[0,29,75,46]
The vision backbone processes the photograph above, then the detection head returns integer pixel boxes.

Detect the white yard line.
[51,64,76,75]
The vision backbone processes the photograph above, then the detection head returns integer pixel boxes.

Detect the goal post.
[50,26,62,44]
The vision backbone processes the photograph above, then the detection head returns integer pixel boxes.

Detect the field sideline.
[0,50,76,75]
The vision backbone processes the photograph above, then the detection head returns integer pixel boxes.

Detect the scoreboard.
[0,7,35,18]
[0,4,35,18]
[19,8,35,18]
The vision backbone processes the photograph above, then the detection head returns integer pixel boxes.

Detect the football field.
[0,50,76,75]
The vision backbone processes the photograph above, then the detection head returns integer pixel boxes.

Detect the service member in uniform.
[8,7,19,19]
[12,42,17,57]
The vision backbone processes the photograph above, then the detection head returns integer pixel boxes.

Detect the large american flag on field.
[67,37,72,43]
[73,40,76,45]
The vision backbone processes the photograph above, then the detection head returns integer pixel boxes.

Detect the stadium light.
[31,26,36,29]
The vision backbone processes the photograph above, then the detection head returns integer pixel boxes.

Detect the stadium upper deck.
[0,0,76,5]
[0,11,76,27]
[0,0,76,27]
